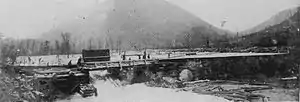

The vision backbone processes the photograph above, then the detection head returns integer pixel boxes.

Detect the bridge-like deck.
[14,52,287,71]
[82,59,154,71]
[81,52,287,71]
[159,52,287,61]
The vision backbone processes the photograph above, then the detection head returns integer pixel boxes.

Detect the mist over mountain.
[242,6,298,35]
[40,0,232,50]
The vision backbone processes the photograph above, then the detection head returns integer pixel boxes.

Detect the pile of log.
[177,80,273,102]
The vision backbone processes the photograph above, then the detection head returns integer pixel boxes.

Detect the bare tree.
[116,36,122,54]
[55,40,60,54]
[1,44,18,64]
[152,32,160,49]
[43,40,50,55]
[89,38,93,50]
[39,42,44,55]
[172,39,176,48]
[31,40,36,55]
[61,32,71,58]
[25,40,31,55]
[129,40,138,50]
[98,37,103,49]
[109,36,114,50]
[183,31,192,49]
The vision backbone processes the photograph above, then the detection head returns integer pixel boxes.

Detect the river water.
[57,79,231,102]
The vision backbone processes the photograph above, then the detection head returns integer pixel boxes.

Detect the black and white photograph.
[0,0,299,102]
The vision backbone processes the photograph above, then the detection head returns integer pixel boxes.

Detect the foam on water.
[57,80,231,102]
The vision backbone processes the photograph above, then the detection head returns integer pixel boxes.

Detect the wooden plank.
[83,59,153,70]
[144,60,147,65]
[14,52,287,67]
[84,59,153,64]
[119,61,123,70]
[159,53,287,61]
[105,63,108,68]
[83,64,147,71]
[84,56,110,59]
[82,49,110,57]
[123,54,143,56]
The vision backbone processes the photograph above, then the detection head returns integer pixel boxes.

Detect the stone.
[179,69,193,82]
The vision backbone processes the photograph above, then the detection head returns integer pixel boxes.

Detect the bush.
[0,66,44,102]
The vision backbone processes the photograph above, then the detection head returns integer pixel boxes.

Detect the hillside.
[236,6,300,47]
[40,0,232,50]
[242,7,298,35]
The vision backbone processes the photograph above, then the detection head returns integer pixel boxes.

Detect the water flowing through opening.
[57,71,231,102]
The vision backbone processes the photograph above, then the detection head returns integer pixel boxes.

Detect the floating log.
[281,77,297,80]
[183,79,210,85]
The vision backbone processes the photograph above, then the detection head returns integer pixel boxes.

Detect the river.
[56,79,230,102]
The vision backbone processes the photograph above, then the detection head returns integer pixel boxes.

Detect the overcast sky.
[0,0,299,38]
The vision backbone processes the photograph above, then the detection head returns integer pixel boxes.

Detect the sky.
[0,0,299,39]
[169,0,300,32]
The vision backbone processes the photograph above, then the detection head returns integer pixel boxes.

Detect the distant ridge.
[40,0,232,50]
[242,6,298,35]
[237,6,300,47]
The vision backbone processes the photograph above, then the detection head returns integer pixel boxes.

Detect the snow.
[57,80,231,102]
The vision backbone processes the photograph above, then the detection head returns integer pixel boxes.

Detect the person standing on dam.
[143,50,147,59]
[122,51,126,60]
[147,54,150,59]
[77,57,82,67]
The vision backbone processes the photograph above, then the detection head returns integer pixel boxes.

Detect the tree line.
[0,26,235,57]
[1,32,94,56]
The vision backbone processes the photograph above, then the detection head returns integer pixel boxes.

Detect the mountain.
[41,0,232,50]
[236,6,300,47]
[242,6,298,35]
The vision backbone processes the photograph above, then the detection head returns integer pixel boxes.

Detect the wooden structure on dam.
[77,50,289,82]
[79,52,286,70]
[13,49,288,72]
[10,49,293,100]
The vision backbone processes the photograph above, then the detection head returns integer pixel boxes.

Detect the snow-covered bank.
[57,80,231,102]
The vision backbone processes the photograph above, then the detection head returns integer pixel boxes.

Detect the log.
[241,87,273,92]
[281,76,297,80]
[220,95,246,101]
